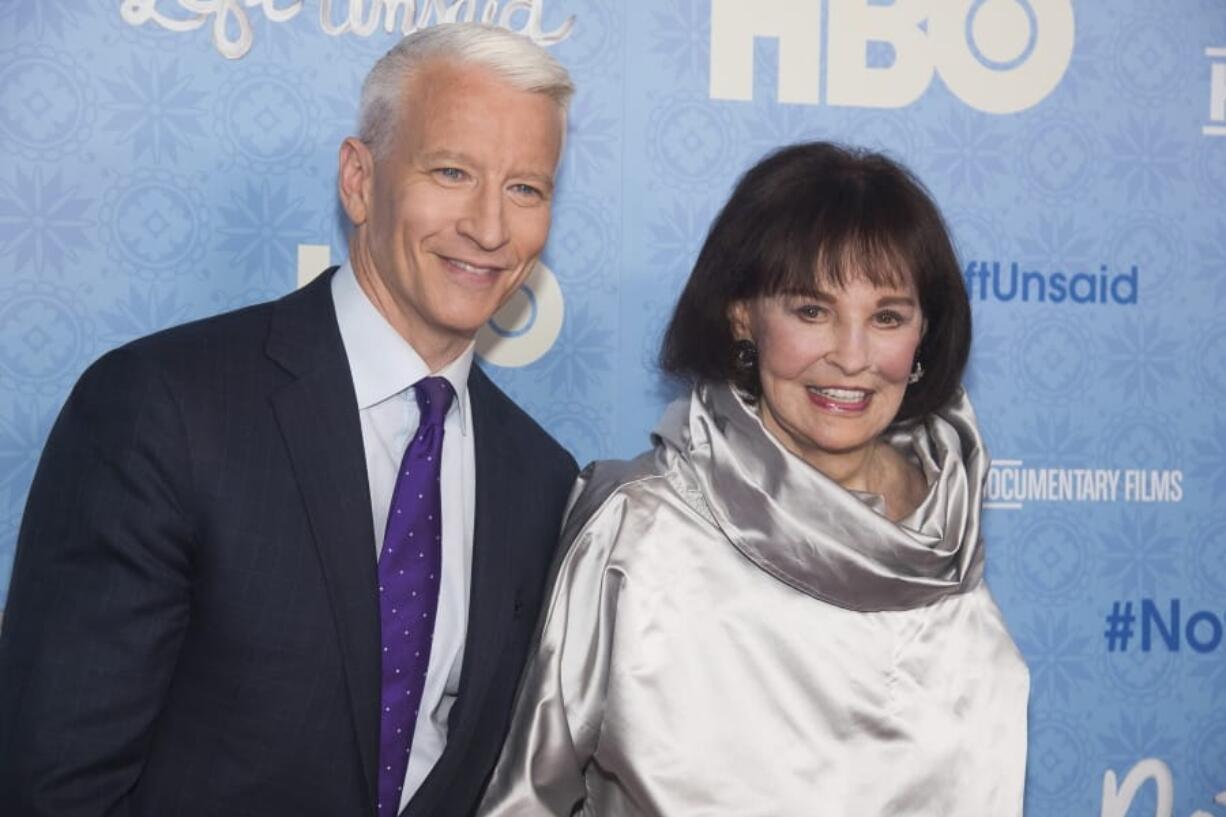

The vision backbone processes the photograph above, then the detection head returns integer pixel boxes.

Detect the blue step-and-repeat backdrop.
[1,2,1224,814]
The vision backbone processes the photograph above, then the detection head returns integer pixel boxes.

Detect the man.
[0,23,578,817]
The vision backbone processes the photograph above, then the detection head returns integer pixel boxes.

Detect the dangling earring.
[908,360,924,384]
[733,339,757,372]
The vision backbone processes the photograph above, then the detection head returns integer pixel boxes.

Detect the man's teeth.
[811,387,867,401]
[450,259,494,273]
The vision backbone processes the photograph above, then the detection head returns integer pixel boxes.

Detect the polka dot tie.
[376,376,453,817]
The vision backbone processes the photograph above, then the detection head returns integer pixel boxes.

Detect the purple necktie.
[376,376,454,817]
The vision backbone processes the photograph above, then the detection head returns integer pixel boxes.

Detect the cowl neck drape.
[653,381,989,612]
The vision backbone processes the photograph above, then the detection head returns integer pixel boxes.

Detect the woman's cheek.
[763,330,828,379]
[876,335,922,382]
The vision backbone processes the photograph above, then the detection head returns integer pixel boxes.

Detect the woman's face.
[730,275,925,476]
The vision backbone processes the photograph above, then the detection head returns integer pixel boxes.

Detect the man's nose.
[457,185,510,251]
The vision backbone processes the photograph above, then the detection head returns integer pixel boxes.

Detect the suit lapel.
[452,367,517,725]
[266,270,380,811]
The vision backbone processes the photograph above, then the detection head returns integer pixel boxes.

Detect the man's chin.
[443,291,523,327]
[431,313,495,345]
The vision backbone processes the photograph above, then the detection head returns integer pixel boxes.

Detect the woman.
[478,143,1029,816]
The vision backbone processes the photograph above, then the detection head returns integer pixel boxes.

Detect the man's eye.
[435,167,466,181]
[510,183,543,199]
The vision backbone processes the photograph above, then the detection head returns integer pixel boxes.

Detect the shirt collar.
[331,260,473,435]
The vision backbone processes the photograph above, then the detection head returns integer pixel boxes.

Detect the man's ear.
[338,137,374,226]
[727,300,753,341]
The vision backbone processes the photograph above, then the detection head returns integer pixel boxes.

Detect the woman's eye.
[875,310,905,327]
[796,305,825,320]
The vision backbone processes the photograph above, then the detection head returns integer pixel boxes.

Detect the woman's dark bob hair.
[660,141,971,424]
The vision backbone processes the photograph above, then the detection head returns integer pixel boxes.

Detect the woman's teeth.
[811,387,868,402]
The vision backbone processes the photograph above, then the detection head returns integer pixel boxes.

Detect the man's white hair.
[358,23,575,159]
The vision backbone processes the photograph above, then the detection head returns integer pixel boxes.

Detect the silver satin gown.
[479,383,1029,817]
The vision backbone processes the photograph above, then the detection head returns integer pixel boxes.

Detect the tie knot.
[413,377,454,429]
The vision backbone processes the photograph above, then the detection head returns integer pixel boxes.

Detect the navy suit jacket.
[0,269,578,817]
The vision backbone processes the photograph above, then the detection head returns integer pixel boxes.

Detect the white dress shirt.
[331,262,476,811]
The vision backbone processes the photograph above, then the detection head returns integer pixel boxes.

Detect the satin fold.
[676,382,987,611]
[479,383,1028,817]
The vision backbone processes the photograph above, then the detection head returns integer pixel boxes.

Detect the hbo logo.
[710,0,1075,114]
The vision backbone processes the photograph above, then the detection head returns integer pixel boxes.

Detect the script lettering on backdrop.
[119,0,574,60]
[1101,758,1226,817]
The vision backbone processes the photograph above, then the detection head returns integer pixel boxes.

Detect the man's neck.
[348,250,470,373]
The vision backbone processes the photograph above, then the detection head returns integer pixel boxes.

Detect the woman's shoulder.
[564,450,670,527]
[558,445,704,552]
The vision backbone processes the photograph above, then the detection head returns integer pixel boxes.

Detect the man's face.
[341,60,564,367]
